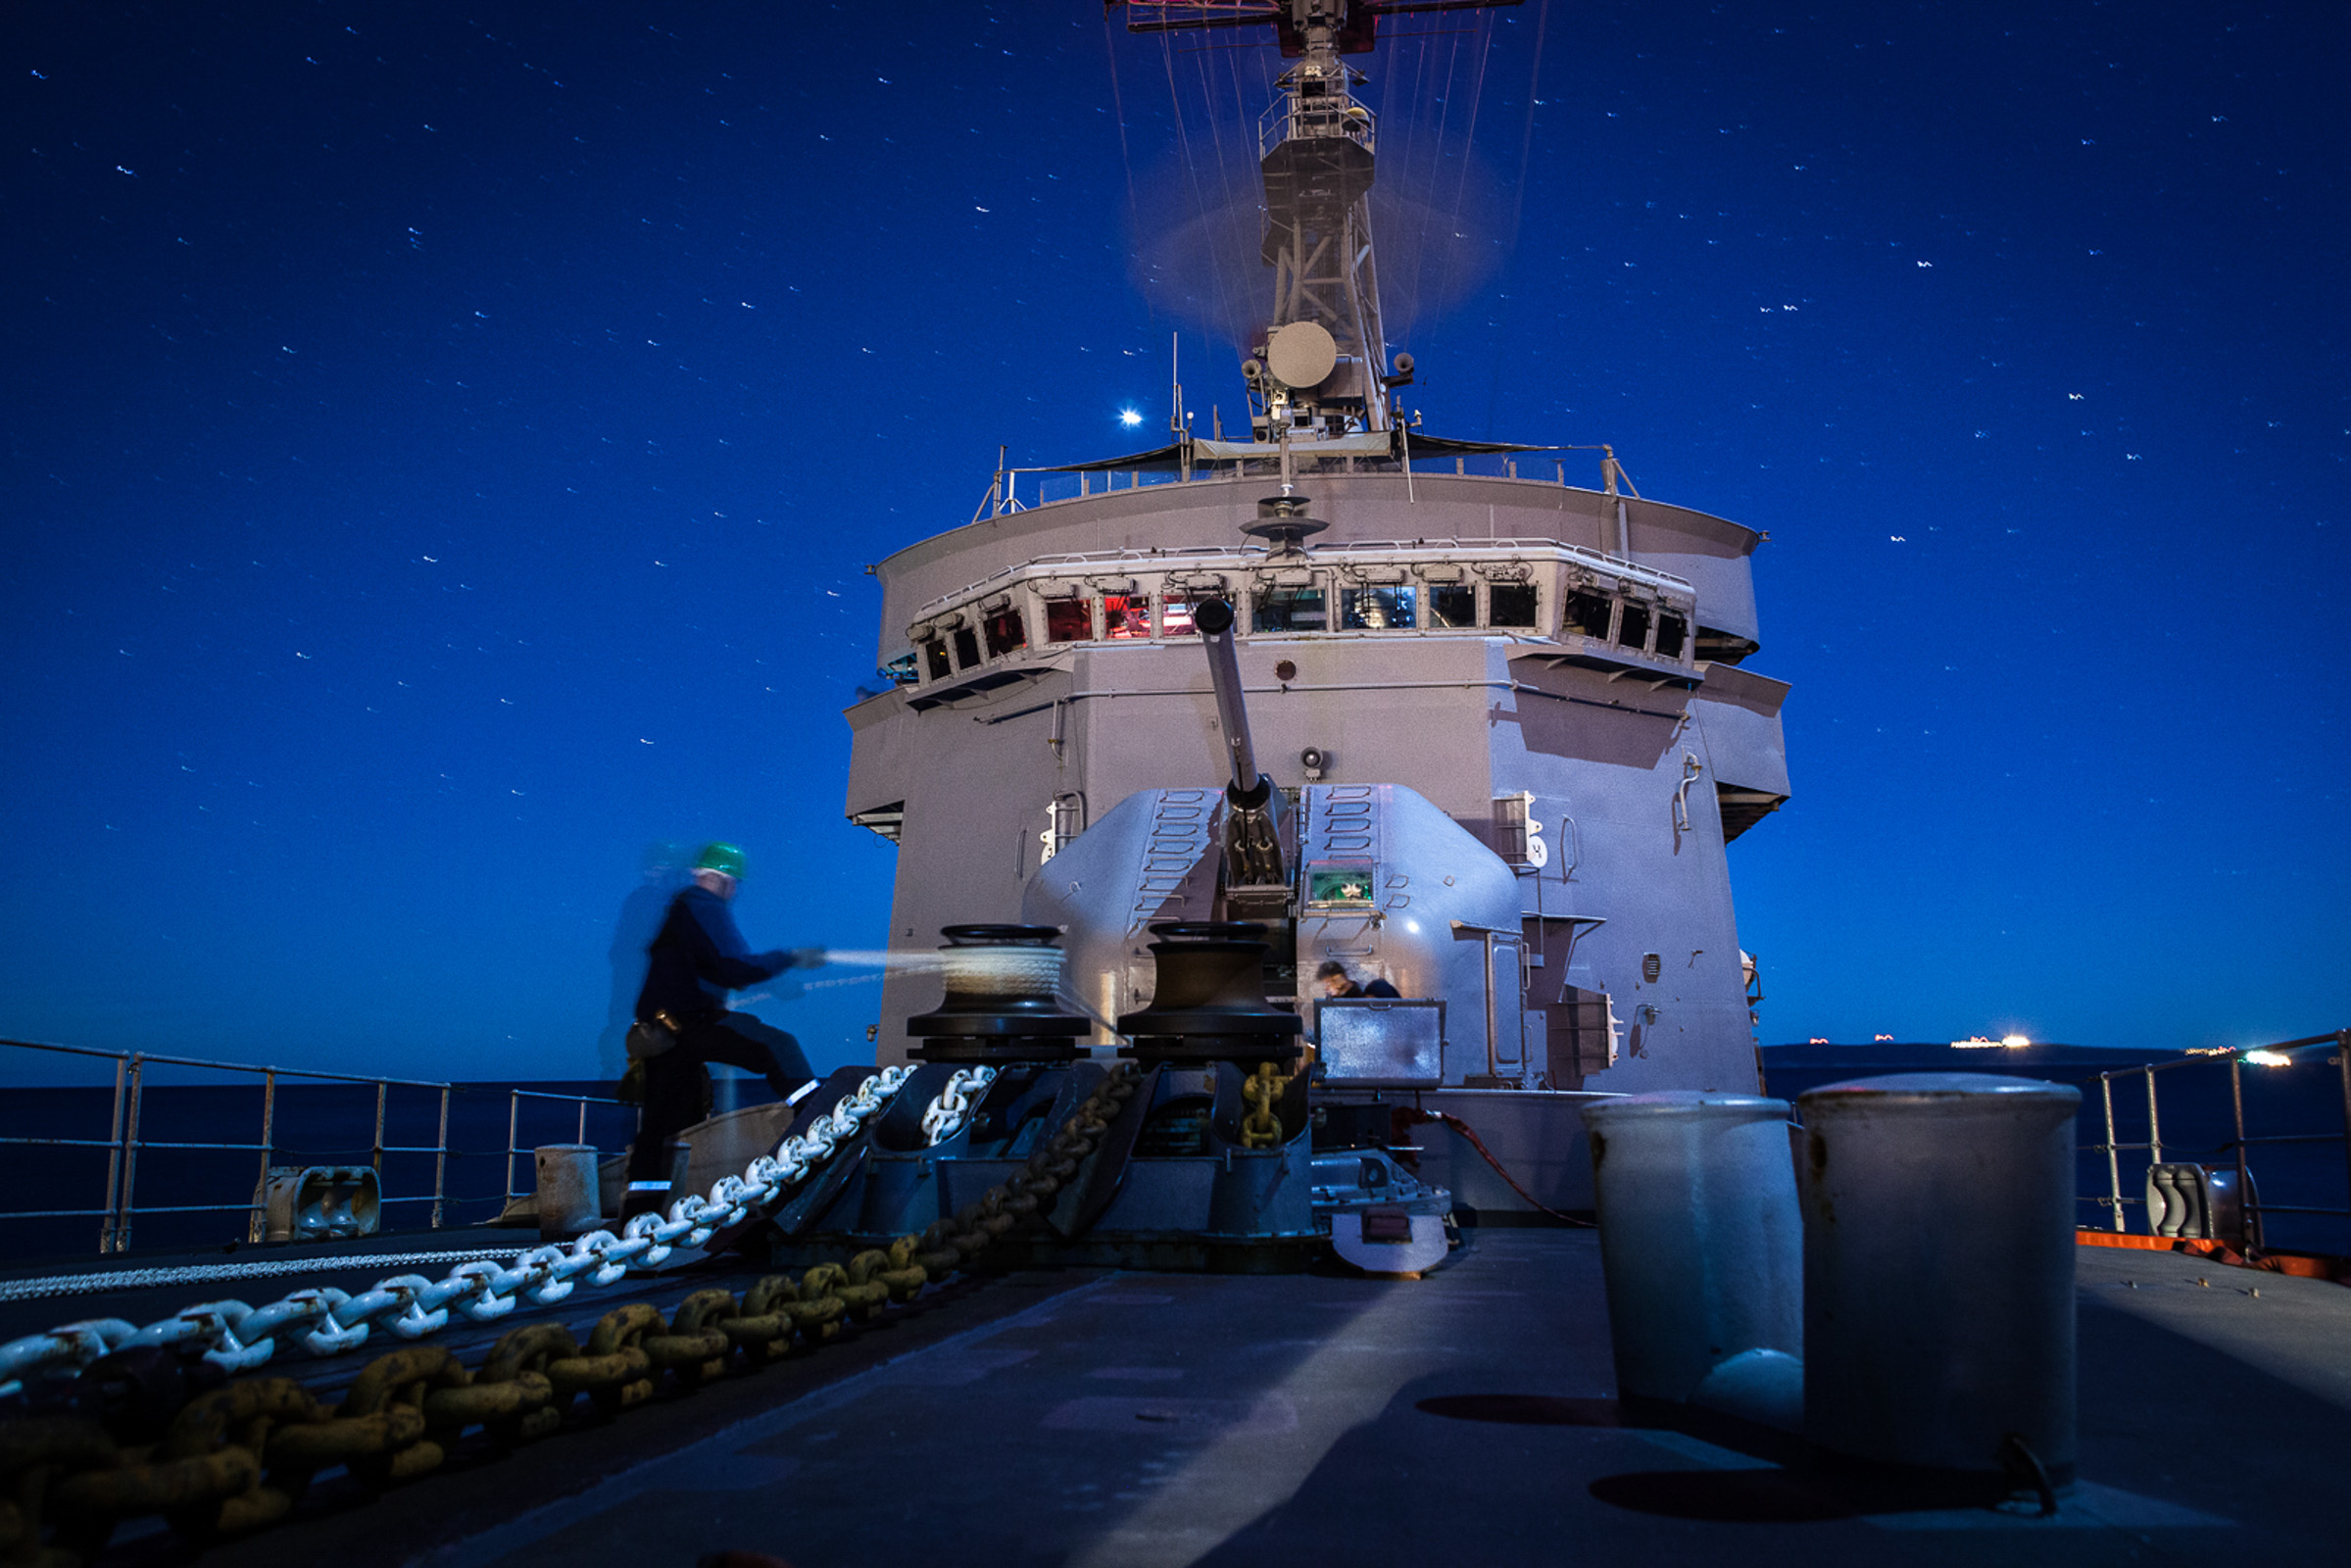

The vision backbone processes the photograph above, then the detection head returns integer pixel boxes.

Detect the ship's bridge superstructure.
[840,0,1791,1188]
[846,464,1791,1106]
[896,538,1701,709]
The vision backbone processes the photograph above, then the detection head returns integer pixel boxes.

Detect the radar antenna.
[1115,2,1520,442]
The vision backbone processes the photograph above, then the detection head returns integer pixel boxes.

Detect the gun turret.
[1193,598,1290,913]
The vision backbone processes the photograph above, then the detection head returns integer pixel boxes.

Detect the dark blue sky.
[4,2,2343,1084]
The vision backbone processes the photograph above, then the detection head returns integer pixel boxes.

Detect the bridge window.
[1162,593,1202,637]
[1428,583,1475,627]
[1044,598,1093,644]
[1617,602,1651,653]
[1253,582,1328,633]
[1655,611,1688,661]
[924,639,951,680]
[1488,583,1540,628]
[1341,585,1415,630]
[1564,587,1613,640]
[953,626,981,669]
[984,607,1027,657]
[1104,593,1151,639]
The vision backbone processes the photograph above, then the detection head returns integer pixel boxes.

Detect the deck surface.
[29,1225,2342,1567]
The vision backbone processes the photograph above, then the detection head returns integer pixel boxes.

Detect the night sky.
[4,2,2343,1087]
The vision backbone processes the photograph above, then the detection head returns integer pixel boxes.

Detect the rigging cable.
[1445,13,1498,297]
[1403,27,1466,352]
[1190,26,1245,350]
[1102,12,1143,235]
[1488,0,1550,434]
[1159,27,1239,351]
[1509,1,1549,249]
[1226,34,1279,347]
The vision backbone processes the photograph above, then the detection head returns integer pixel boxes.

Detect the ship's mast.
[1250,8,1387,436]
[1117,2,1518,442]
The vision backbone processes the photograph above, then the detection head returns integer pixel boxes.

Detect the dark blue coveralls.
[626,885,814,1182]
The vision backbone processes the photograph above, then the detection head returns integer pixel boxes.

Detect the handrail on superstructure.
[969,445,1636,524]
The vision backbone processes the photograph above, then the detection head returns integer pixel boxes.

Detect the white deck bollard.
[1797,1073,2081,1494]
[1581,1093,1803,1425]
[533,1144,603,1239]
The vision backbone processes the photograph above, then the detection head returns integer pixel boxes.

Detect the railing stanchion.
[432,1085,452,1230]
[97,1053,127,1254]
[247,1069,277,1244]
[2229,1053,2254,1251]
[371,1080,387,1181]
[2336,1029,2351,1249]
[2101,1074,2123,1231]
[116,1054,146,1253]
[506,1090,521,1201]
[2145,1066,2162,1166]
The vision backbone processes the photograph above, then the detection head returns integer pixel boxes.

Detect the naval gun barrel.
[1193,599,1287,899]
[1193,598,1266,808]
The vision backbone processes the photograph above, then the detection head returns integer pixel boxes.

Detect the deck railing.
[974,448,1614,522]
[2082,1028,2351,1250]
[0,1038,631,1254]
[501,1087,628,1206]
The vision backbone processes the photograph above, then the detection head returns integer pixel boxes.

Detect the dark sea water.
[5,1047,2342,1266]
[1761,1042,2351,1257]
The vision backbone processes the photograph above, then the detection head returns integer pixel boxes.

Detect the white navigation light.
[1119,408,1143,427]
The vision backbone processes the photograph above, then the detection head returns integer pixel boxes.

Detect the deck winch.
[905,924,1090,1064]
[740,590,1494,1272]
[1115,921,1302,1068]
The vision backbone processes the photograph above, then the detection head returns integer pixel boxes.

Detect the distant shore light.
[2001,1033,2031,1049]
[2243,1049,2292,1067]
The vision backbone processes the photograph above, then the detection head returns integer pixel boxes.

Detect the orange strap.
[1393,1107,1593,1227]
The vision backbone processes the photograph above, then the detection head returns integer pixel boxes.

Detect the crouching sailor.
[622,841,822,1219]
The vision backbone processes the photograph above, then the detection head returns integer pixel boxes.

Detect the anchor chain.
[1240,1061,1286,1149]
[0,1066,917,1397]
[0,1063,1137,1567]
[909,1063,1138,1274]
[920,1066,998,1146]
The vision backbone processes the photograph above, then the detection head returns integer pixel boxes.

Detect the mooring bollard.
[534,1144,603,1239]
[1797,1073,2081,1495]
[1581,1092,1803,1427]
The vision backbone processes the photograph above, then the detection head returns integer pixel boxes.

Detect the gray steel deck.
[43,1228,2327,1566]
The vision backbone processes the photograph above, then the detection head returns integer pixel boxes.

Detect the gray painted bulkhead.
[844,469,1787,1099]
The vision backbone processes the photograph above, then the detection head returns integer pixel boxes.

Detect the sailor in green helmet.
[621,841,823,1218]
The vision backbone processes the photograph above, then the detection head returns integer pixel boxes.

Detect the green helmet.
[693,841,747,879]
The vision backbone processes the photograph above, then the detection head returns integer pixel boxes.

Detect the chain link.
[1240,1061,1286,1149]
[0,1065,915,1396]
[920,1066,998,1145]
